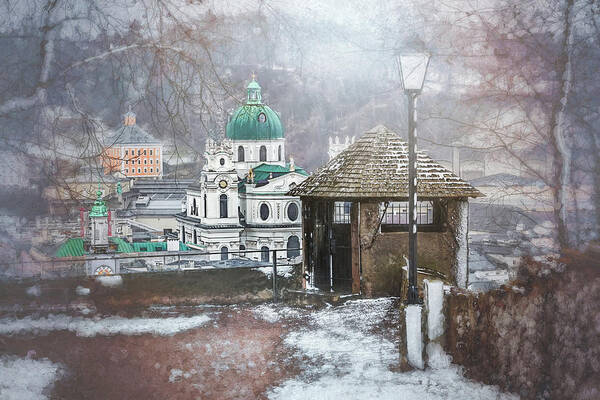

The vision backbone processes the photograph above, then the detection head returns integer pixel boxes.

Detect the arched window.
[259,145,267,162]
[193,230,197,244]
[203,194,207,218]
[260,203,270,221]
[192,198,197,216]
[238,146,245,162]
[181,226,185,242]
[220,246,229,261]
[287,203,299,221]
[287,236,300,258]
[220,194,228,218]
[278,145,281,161]
[261,246,270,262]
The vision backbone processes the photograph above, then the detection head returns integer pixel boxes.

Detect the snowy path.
[0,356,61,400]
[259,298,518,400]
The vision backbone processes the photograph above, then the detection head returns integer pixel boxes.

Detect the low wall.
[0,265,302,314]
[444,250,600,399]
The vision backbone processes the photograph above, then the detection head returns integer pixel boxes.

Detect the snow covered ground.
[0,356,61,400]
[256,298,518,400]
[0,299,518,399]
[0,314,211,337]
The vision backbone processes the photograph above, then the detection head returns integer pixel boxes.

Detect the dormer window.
[258,113,266,123]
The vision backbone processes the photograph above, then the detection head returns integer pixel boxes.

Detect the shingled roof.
[288,125,483,199]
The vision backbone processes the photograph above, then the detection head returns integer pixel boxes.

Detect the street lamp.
[397,53,430,304]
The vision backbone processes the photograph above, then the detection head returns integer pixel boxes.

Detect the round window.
[260,203,270,221]
[219,158,225,166]
[258,113,267,123]
[287,203,299,221]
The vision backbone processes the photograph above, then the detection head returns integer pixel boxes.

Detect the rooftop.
[288,125,483,199]
[55,237,189,258]
[106,122,161,146]
[239,162,308,192]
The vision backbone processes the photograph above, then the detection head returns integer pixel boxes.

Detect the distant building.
[55,190,190,275]
[328,135,355,160]
[102,109,163,178]
[176,78,308,261]
[116,179,193,240]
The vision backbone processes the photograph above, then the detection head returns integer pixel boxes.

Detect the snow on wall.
[0,314,211,337]
[426,342,452,370]
[0,356,61,400]
[455,201,469,288]
[425,280,445,341]
[96,275,123,287]
[406,304,424,369]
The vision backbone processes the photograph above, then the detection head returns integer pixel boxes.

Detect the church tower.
[89,190,109,251]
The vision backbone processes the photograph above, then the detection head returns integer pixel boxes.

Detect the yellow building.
[102,110,163,178]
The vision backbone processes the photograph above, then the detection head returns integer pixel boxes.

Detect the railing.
[0,248,302,303]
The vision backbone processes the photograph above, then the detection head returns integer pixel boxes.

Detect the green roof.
[252,163,308,180]
[55,238,86,257]
[239,163,308,193]
[110,237,134,252]
[55,238,190,257]
[226,79,284,141]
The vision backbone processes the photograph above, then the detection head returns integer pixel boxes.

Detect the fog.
[0,0,598,263]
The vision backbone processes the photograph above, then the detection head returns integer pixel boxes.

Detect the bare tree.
[417,0,592,252]
[0,0,237,202]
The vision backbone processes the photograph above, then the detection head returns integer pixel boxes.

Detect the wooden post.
[272,249,278,302]
[301,199,309,290]
[350,201,361,294]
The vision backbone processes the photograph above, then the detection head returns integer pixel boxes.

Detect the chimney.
[289,156,295,172]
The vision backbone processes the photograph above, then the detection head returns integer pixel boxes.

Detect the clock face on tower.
[219,180,228,189]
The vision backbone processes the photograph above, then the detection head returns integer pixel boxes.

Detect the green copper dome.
[89,190,108,217]
[226,79,284,141]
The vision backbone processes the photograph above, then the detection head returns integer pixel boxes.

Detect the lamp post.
[397,53,430,304]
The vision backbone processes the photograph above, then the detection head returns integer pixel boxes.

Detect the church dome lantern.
[226,77,284,141]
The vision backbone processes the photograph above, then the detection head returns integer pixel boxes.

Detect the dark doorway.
[331,220,352,292]
[306,200,353,292]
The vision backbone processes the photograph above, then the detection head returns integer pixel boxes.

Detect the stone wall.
[0,265,301,314]
[359,199,467,297]
[445,250,600,399]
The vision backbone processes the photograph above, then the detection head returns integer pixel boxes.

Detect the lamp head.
[397,53,430,93]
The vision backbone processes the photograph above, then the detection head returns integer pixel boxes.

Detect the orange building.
[102,110,163,178]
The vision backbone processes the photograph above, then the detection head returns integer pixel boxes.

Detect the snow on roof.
[106,124,161,146]
[288,125,483,199]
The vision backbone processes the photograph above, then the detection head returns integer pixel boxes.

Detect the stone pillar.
[358,201,380,297]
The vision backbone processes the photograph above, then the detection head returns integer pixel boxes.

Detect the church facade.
[176,78,308,261]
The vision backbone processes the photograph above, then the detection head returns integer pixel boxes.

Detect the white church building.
[176,78,308,261]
